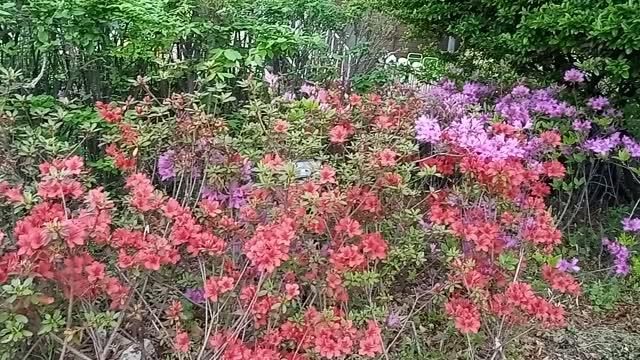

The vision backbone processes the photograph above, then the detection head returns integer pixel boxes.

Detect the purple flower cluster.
[185,288,205,303]
[583,132,622,155]
[415,115,442,144]
[415,79,640,170]
[511,85,531,97]
[622,217,640,232]
[420,81,470,122]
[587,96,609,111]
[556,258,580,273]
[602,237,630,275]
[447,115,526,161]
[495,87,575,129]
[300,84,315,95]
[572,120,592,132]
[564,69,585,83]
[386,311,405,328]
[158,150,176,181]
[622,136,640,158]
[462,82,491,102]
[203,181,252,209]
[282,92,296,102]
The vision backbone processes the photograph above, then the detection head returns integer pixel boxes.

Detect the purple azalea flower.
[622,136,640,158]
[602,238,630,275]
[622,217,640,232]
[511,85,531,97]
[202,187,228,202]
[503,235,518,249]
[419,218,432,232]
[429,243,440,254]
[158,150,176,181]
[185,288,205,304]
[499,103,532,129]
[386,312,405,328]
[462,82,491,102]
[587,96,609,111]
[603,108,622,118]
[415,115,442,144]
[583,133,621,155]
[564,69,585,83]
[441,79,457,93]
[556,258,580,273]
[227,181,251,209]
[572,120,592,132]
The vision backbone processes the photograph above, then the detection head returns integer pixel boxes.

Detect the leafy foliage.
[380,0,640,100]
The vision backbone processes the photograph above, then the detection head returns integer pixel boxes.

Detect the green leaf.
[615,149,631,162]
[223,49,242,61]
[14,314,28,324]
[37,31,48,44]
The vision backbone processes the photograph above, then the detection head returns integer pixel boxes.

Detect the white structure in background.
[447,36,457,53]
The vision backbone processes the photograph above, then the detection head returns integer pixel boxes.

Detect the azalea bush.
[1,64,640,360]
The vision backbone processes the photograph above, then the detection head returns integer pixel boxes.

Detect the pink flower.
[361,233,388,260]
[329,125,350,143]
[274,120,289,133]
[377,149,397,167]
[175,330,190,353]
[335,217,362,238]
[85,261,106,283]
[319,165,336,184]
[285,283,300,300]
[264,69,279,89]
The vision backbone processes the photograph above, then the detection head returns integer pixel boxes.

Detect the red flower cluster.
[446,298,481,334]
[0,158,128,308]
[542,265,581,296]
[243,217,296,274]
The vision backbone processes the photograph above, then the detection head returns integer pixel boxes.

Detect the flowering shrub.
[3,68,640,359]
[0,79,421,359]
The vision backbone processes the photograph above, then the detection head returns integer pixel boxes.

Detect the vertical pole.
[447,36,456,53]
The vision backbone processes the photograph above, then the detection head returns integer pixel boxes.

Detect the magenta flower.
[587,96,609,111]
[386,312,405,328]
[158,150,176,181]
[622,136,640,158]
[556,258,580,273]
[227,181,251,209]
[602,238,630,275]
[185,288,205,303]
[510,85,530,97]
[462,82,490,102]
[583,133,621,155]
[572,120,592,132]
[415,115,442,144]
[282,92,296,102]
[564,69,585,83]
[622,217,640,232]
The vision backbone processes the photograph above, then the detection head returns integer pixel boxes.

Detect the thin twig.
[58,293,75,360]
[21,336,43,360]
[50,334,93,360]
[99,277,145,360]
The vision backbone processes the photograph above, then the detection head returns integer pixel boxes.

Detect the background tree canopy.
[381,0,640,99]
